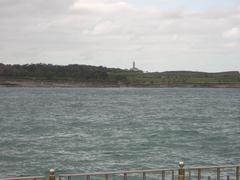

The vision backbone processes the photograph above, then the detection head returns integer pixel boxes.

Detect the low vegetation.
[0,63,240,87]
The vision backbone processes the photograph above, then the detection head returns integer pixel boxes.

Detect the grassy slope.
[108,71,240,86]
[0,63,240,87]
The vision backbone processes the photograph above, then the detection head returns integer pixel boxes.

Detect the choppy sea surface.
[0,88,239,177]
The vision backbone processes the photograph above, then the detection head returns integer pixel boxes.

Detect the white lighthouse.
[130,61,141,72]
[133,61,136,69]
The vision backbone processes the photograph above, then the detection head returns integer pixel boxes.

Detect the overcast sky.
[0,0,240,72]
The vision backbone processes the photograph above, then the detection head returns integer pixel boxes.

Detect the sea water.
[0,88,239,177]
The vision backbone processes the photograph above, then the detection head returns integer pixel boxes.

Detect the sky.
[0,0,240,72]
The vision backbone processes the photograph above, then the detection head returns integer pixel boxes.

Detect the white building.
[130,61,141,72]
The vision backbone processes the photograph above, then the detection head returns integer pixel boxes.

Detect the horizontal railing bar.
[187,165,240,170]
[59,168,177,177]
[59,165,240,178]
[0,176,45,180]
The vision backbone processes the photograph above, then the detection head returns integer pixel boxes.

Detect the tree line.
[0,63,239,84]
[0,63,110,81]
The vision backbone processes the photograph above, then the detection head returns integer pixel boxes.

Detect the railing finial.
[179,161,184,168]
[49,169,55,180]
[178,161,185,180]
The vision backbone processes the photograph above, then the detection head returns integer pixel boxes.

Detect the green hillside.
[0,63,240,87]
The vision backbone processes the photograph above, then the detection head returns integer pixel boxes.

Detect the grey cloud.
[70,0,135,14]
[192,8,240,19]
[0,0,74,18]
[0,0,240,72]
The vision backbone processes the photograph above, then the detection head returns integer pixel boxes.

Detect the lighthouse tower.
[133,61,136,69]
[130,61,141,72]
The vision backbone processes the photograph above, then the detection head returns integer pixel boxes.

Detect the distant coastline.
[1,63,240,88]
[1,80,240,88]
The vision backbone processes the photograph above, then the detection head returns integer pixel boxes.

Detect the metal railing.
[58,162,240,180]
[0,176,45,180]
[59,168,176,180]
[0,162,239,180]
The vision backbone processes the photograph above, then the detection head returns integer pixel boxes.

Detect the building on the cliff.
[130,61,142,72]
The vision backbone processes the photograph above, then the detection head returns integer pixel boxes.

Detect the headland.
[0,63,240,88]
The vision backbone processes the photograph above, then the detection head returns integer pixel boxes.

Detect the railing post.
[105,174,109,180]
[86,175,90,180]
[198,169,201,180]
[143,172,146,180]
[162,171,165,180]
[124,173,128,180]
[49,169,55,180]
[178,161,185,180]
[217,168,220,180]
[172,170,175,180]
[189,170,192,180]
[237,167,239,180]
